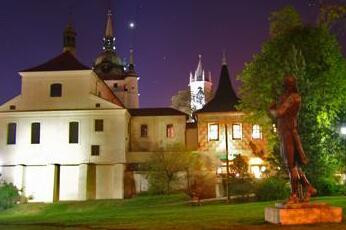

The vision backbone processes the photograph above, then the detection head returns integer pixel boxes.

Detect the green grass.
[0,194,345,230]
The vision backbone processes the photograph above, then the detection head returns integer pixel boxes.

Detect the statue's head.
[283,74,298,93]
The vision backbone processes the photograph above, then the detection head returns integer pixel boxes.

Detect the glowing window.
[95,120,104,132]
[7,123,16,145]
[232,124,242,140]
[50,83,62,97]
[252,124,262,139]
[69,122,79,144]
[208,123,219,141]
[140,124,148,137]
[166,124,175,138]
[31,122,40,144]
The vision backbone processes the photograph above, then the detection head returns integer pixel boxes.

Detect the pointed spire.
[195,54,203,81]
[63,20,76,56]
[103,9,116,52]
[222,50,227,66]
[129,48,135,71]
[105,9,113,37]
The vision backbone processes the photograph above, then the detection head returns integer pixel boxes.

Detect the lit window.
[208,123,219,141]
[166,124,175,138]
[140,124,148,137]
[7,123,16,145]
[31,122,40,144]
[91,145,100,156]
[50,83,62,97]
[69,122,79,144]
[232,124,242,140]
[252,124,262,139]
[95,119,104,132]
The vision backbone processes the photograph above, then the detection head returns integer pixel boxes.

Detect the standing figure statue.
[269,75,316,204]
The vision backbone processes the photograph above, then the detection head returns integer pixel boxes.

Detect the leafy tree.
[239,6,346,194]
[0,178,20,210]
[146,149,218,198]
[171,89,192,117]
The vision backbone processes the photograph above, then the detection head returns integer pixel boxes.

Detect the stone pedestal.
[265,203,343,225]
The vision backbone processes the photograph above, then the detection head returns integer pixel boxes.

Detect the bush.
[255,177,290,201]
[229,177,255,197]
[314,177,342,196]
[0,182,20,210]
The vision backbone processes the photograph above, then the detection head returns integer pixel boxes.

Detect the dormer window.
[50,83,62,97]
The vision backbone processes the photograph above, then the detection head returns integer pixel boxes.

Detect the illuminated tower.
[189,55,213,112]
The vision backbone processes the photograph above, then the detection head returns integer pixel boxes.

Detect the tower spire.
[222,50,227,66]
[103,9,115,52]
[63,20,76,56]
[129,48,135,71]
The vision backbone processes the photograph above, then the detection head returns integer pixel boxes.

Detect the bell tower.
[189,55,213,112]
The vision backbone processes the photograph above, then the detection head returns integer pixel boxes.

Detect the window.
[208,123,219,141]
[166,124,175,138]
[50,83,62,97]
[232,124,242,140]
[113,83,118,88]
[95,119,104,132]
[91,145,100,156]
[95,103,101,108]
[140,124,148,137]
[252,124,262,139]
[31,122,40,144]
[9,105,16,110]
[7,123,16,145]
[69,122,79,143]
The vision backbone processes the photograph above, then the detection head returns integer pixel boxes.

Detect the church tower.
[93,9,139,108]
[189,55,213,112]
[63,22,76,55]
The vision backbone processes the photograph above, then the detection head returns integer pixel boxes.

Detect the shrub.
[0,182,20,210]
[314,177,341,196]
[255,177,290,201]
[229,177,255,197]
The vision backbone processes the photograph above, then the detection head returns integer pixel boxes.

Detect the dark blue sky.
[0,0,327,107]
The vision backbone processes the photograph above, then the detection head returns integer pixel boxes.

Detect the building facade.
[0,11,268,202]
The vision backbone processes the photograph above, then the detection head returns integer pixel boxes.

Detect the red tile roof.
[22,51,89,72]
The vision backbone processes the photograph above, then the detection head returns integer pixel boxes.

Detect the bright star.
[129,21,135,29]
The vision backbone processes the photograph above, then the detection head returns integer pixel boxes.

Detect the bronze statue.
[269,75,316,203]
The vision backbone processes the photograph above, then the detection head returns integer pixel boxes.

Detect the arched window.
[50,83,62,97]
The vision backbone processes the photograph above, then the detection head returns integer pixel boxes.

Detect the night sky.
[0,1,330,107]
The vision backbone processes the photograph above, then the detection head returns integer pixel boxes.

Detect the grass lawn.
[0,194,344,230]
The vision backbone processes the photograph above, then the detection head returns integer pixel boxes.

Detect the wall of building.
[130,116,186,152]
[196,112,267,177]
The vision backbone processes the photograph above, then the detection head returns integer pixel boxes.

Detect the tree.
[239,6,346,194]
[146,149,218,198]
[171,89,192,117]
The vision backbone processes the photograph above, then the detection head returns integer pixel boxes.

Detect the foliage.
[171,89,192,117]
[228,177,255,199]
[0,181,20,210]
[229,154,249,178]
[269,6,303,37]
[255,177,290,201]
[146,149,218,197]
[239,5,346,193]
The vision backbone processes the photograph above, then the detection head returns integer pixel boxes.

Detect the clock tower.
[189,55,213,113]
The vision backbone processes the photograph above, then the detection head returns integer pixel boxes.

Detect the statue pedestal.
[265,202,343,225]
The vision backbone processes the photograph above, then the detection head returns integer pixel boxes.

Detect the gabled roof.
[196,63,239,113]
[128,108,188,117]
[22,51,89,72]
